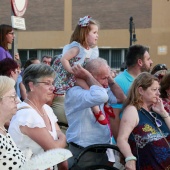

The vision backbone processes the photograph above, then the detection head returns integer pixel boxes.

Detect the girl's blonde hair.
[70,17,99,49]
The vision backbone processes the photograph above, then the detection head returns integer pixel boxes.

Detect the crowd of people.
[0,16,170,170]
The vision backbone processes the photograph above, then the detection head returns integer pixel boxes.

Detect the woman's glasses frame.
[36,81,55,87]
[0,94,18,102]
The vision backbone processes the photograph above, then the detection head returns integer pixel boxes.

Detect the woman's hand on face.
[125,160,136,170]
[152,98,166,115]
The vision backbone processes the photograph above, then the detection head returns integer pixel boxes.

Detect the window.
[99,48,127,70]
[18,50,28,67]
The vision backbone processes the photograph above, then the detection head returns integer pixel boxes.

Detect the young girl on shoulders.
[53,16,108,125]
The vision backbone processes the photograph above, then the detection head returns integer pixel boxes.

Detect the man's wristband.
[125,156,137,162]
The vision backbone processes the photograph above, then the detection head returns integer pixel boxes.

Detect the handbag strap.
[157,127,170,148]
[17,106,31,111]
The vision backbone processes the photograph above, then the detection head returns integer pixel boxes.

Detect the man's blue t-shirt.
[110,69,134,109]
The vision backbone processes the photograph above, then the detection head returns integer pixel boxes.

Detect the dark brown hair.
[0,24,13,50]
[0,58,18,77]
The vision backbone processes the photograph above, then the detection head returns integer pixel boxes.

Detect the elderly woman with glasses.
[9,64,68,170]
[0,24,14,60]
[0,58,21,128]
[117,72,170,170]
[0,76,26,169]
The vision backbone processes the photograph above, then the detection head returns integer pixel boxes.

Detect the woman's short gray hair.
[23,64,56,92]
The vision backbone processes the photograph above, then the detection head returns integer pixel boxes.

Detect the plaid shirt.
[162,98,170,115]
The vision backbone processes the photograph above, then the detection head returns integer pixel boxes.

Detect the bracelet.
[162,115,169,119]
[125,156,137,162]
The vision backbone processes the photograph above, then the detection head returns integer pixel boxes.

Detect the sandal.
[104,105,115,118]
[93,111,108,125]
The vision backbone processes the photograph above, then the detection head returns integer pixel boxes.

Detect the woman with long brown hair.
[0,24,14,60]
[117,72,170,170]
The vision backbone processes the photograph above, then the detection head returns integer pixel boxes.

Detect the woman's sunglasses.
[149,112,162,127]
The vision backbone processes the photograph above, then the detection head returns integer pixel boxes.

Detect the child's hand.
[69,67,74,74]
[72,64,91,80]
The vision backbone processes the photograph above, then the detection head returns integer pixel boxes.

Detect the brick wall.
[72,0,152,30]
[0,0,151,31]
[0,0,64,31]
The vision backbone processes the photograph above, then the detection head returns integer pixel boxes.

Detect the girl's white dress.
[52,41,99,94]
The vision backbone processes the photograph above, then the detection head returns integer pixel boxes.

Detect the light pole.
[129,17,137,46]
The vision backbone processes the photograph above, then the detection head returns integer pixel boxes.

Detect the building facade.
[0,0,170,69]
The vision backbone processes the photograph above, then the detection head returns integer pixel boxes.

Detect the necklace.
[140,108,162,127]
[140,108,170,148]
[0,126,7,133]
[25,98,45,117]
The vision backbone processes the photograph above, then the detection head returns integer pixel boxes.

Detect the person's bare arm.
[117,105,139,170]
[152,98,170,130]
[55,123,67,143]
[20,124,67,151]
[110,108,121,141]
[72,64,102,87]
[108,78,126,103]
[19,82,27,100]
[60,47,79,74]
[161,111,170,130]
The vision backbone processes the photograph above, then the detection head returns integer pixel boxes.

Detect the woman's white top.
[9,102,58,156]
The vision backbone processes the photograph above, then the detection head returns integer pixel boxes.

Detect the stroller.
[69,144,125,170]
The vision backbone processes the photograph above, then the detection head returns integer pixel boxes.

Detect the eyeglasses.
[149,112,162,127]
[8,32,15,35]
[36,81,55,87]
[15,69,21,74]
[0,94,18,102]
